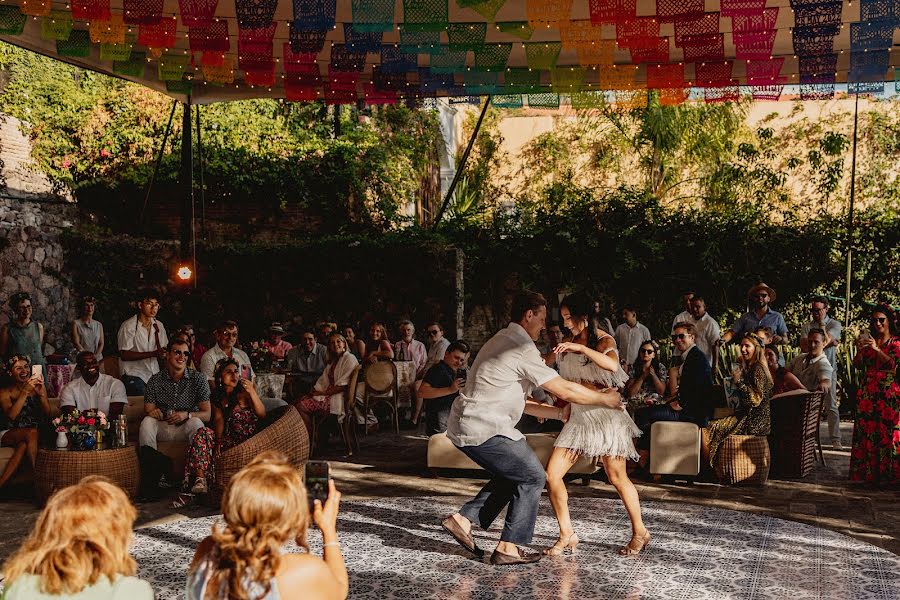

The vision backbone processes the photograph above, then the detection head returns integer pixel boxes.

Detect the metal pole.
[843,94,859,325]
[432,95,492,229]
[140,100,178,224]
[196,104,206,241]
[180,102,193,266]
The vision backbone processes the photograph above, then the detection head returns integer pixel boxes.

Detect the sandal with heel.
[543,533,579,556]
[618,531,651,556]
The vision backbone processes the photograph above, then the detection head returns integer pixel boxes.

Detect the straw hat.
[268,322,286,335]
[747,283,777,303]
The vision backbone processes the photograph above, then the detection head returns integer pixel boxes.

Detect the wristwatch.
[187,412,192,420]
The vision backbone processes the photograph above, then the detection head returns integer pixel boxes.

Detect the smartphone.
[31,364,43,379]
[305,460,330,513]
[457,368,468,382]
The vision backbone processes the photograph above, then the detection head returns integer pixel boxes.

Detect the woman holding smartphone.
[187,451,348,600]
[0,355,51,488]
[174,358,265,507]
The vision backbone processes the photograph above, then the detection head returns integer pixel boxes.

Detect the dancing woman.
[544,293,650,556]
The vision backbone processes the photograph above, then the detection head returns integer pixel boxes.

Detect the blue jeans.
[457,435,546,545]
[121,375,146,396]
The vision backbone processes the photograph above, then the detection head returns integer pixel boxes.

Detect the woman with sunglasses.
[625,340,667,408]
[174,357,266,507]
[705,332,773,469]
[544,292,649,556]
[849,305,900,485]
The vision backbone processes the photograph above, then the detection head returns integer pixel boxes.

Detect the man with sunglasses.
[721,283,788,345]
[423,322,451,374]
[140,339,211,460]
[799,297,842,369]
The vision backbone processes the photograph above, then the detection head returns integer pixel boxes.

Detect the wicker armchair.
[209,405,309,505]
[770,389,825,478]
[310,366,361,456]
[362,361,399,435]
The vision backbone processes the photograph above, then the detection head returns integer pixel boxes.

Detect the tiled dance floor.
[133,496,900,599]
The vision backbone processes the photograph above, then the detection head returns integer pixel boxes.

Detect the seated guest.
[614,307,651,370]
[0,292,46,367]
[754,326,774,347]
[800,296,842,369]
[176,358,266,504]
[342,325,366,362]
[363,322,394,364]
[70,296,104,363]
[285,329,327,395]
[688,295,721,366]
[0,355,51,488]
[200,320,254,386]
[180,324,206,368]
[139,340,211,487]
[540,321,566,371]
[635,323,713,438]
[705,332,773,467]
[765,346,805,396]
[787,328,838,448]
[1,475,153,600]
[170,328,195,367]
[722,283,788,345]
[419,341,470,435]
[60,351,127,419]
[317,321,336,344]
[187,451,349,600]
[625,340,667,406]
[424,321,451,373]
[262,322,293,362]
[394,320,427,425]
[295,333,359,442]
[117,290,167,396]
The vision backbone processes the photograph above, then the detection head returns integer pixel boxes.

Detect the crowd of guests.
[1,452,349,600]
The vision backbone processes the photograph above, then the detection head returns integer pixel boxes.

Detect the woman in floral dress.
[850,305,900,485]
[176,358,266,505]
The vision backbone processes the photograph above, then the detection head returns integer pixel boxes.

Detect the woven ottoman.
[715,435,770,485]
[209,406,310,505]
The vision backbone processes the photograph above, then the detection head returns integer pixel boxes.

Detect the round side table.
[34,444,140,503]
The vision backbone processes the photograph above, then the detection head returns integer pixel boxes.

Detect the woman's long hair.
[631,340,661,377]
[207,451,310,600]
[560,292,605,367]
[869,304,899,337]
[3,476,138,595]
[740,333,773,385]
[213,358,242,430]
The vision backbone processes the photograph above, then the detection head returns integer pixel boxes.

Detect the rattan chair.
[714,434,770,485]
[310,366,361,456]
[362,361,399,435]
[209,405,310,505]
[770,389,825,478]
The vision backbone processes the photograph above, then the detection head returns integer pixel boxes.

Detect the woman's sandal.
[543,533,580,556]
[618,531,652,556]
[171,492,195,509]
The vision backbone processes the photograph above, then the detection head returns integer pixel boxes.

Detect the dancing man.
[441,290,625,566]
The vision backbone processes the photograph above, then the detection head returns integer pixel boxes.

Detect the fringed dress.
[553,349,642,461]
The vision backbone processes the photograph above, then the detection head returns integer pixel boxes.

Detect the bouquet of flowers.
[248,341,274,373]
[53,408,110,450]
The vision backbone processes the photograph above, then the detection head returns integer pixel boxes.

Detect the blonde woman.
[2,476,153,599]
[187,451,348,600]
[705,332,774,467]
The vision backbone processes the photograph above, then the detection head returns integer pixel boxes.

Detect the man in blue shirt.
[722,283,788,345]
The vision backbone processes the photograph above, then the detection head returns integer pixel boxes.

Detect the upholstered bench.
[427,432,600,477]
[649,421,701,477]
[715,434,770,485]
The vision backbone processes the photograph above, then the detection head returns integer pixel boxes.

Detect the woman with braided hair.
[187,451,348,600]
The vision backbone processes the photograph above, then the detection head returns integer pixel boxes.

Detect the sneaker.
[191,476,208,495]
[831,440,844,451]
[158,473,176,489]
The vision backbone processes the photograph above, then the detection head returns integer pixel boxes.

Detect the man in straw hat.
[722,283,788,345]
[262,322,293,361]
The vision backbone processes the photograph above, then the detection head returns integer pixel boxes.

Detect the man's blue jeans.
[121,375,146,396]
[456,435,546,545]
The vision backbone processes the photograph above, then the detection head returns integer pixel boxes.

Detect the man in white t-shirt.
[199,319,254,387]
[614,308,651,368]
[799,296,842,369]
[787,328,839,448]
[117,291,168,396]
[60,351,127,418]
[688,295,722,366]
[441,290,624,566]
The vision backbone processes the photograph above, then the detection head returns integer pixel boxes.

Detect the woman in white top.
[70,296,104,362]
[544,292,651,556]
[2,475,153,600]
[295,333,359,442]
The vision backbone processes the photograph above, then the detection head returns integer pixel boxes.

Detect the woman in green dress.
[706,332,774,467]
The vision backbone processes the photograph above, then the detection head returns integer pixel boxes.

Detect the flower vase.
[55,431,68,449]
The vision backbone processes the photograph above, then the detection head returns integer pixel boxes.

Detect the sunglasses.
[871,317,887,324]
[640,349,655,355]
[171,350,190,357]
[751,293,768,299]
[427,330,440,335]
[671,333,688,341]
